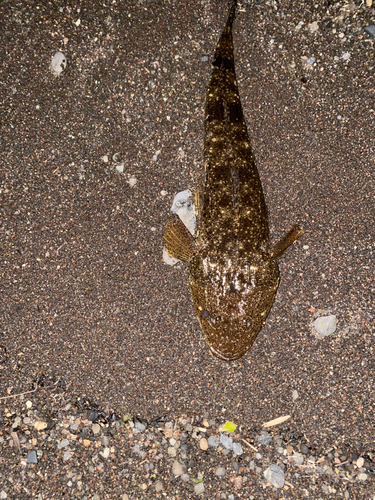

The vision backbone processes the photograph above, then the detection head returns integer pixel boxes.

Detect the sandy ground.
[1,0,374,498]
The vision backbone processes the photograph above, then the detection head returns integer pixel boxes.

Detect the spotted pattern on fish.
[164,0,303,361]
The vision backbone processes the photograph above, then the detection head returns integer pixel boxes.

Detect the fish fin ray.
[163,214,197,262]
[270,225,304,259]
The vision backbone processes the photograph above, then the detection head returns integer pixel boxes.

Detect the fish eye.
[242,318,252,328]
[202,310,210,319]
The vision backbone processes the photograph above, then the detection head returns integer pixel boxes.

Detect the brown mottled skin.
[164,0,303,361]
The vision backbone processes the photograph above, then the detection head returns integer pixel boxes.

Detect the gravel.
[1,399,374,498]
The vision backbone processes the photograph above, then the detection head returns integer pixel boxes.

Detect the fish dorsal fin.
[163,214,197,263]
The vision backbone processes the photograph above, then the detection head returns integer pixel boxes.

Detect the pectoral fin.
[270,225,304,259]
[163,213,197,263]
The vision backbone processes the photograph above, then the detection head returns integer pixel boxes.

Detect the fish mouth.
[209,344,247,362]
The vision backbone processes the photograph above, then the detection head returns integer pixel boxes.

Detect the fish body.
[164,0,303,361]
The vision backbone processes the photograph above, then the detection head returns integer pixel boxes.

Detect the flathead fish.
[164,0,303,361]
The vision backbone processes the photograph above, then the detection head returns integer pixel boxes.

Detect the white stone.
[194,482,205,495]
[308,21,319,33]
[99,447,110,459]
[51,52,67,75]
[232,442,243,455]
[168,446,177,457]
[313,315,337,338]
[215,467,225,477]
[264,464,285,489]
[172,460,184,476]
[356,457,364,468]
[154,481,163,492]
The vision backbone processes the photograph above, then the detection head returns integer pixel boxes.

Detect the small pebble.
[313,315,337,337]
[208,435,219,447]
[232,442,243,456]
[200,438,208,451]
[292,452,304,465]
[233,476,242,489]
[63,451,72,461]
[257,432,272,446]
[358,473,367,481]
[34,421,48,431]
[172,461,184,476]
[87,409,99,422]
[135,422,146,432]
[215,467,226,478]
[27,451,37,464]
[364,25,375,38]
[308,21,319,33]
[92,424,101,435]
[57,439,69,449]
[264,464,285,489]
[100,447,110,459]
[200,55,209,62]
[306,56,316,67]
[301,444,309,454]
[220,434,233,450]
[154,481,163,492]
[168,447,177,457]
[51,52,67,75]
[0,492,7,499]
[194,482,205,495]
[292,390,299,401]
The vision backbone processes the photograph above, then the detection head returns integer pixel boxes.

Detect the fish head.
[189,252,279,361]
